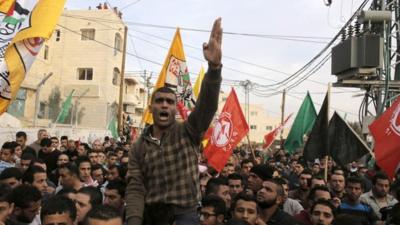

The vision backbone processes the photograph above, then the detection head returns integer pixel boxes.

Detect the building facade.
[8,6,141,129]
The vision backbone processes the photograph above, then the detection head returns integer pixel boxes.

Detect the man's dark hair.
[91,164,104,176]
[227,173,243,182]
[308,185,331,201]
[106,180,126,198]
[150,87,176,103]
[50,136,58,141]
[346,176,364,189]
[108,165,127,180]
[0,167,22,181]
[77,186,103,206]
[60,163,80,177]
[107,152,117,158]
[16,131,27,139]
[1,142,15,153]
[84,205,121,225]
[40,195,77,222]
[300,168,313,177]
[372,172,389,185]
[56,187,77,197]
[21,152,36,161]
[231,192,257,212]
[61,136,68,141]
[240,159,252,167]
[201,195,226,217]
[205,177,229,196]
[311,199,336,217]
[40,138,52,147]
[10,184,41,209]
[76,156,91,168]
[0,183,12,203]
[22,166,46,184]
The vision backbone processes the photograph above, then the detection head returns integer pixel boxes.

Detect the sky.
[65,0,369,122]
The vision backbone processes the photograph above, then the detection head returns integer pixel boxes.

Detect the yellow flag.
[142,28,194,125]
[0,0,66,114]
[193,66,205,99]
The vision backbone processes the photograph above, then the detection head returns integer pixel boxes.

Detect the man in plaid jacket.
[126,18,223,225]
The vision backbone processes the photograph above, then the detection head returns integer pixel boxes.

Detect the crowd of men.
[1,18,399,225]
[1,128,400,225]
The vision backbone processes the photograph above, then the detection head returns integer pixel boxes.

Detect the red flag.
[203,89,249,172]
[369,97,400,179]
[263,114,292,149]
[177,101,191,120]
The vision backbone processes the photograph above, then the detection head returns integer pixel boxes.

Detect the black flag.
[303,93,329,162]
[328,112,370,166]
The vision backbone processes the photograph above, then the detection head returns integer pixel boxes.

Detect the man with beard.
[10,185,42,225]
[289,169,313,208]
[329,173,346,199]
[337,176,378,225]
[257,178,299,225]
[231,192,264,225]
[205,177,231,209]
[247,165,273,195]
[360,172,397,220]
[310,199,336,225]
[126,18,223,225]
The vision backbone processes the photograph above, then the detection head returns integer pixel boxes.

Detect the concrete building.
[7,5,141,129]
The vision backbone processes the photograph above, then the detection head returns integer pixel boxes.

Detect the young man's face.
[91,169,104,185]
[42,212,74,225]
[75,193,92,223]
[108,156,118,166]
[32,172,48,193]
[107,168,119,181]
[16,136,26,147]
[330,174,345,193]
[0,201,13,223]
[216,185,231,209]
[228,179,243,198]
[311,204,334,225]
[1,177,20,188]
[88,153,99,165]
[0,149,13,163]
[104,188,124,210]
[199,206,221,225]
[150,92,177,128]
[51,139,59,149]
[233,200,258,225]
[61,139,68,148]
[15,200,41,223]
[19,159,31,173]
[59,168,75,189]
[346,182,363,202]
[79,162,91,182]
[57,155,70,167]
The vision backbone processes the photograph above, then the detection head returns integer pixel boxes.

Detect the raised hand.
[203,18,222,69]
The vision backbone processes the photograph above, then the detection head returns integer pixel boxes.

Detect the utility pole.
[117,26,128,134]
[280,89,286,149]
[33,72,53,127]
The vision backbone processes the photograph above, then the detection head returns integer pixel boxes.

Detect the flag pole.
[246,134,256,160]
[324,83,331,182]
[280,89,286,150]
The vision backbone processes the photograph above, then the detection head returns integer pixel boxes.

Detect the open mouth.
[159,111,169,120]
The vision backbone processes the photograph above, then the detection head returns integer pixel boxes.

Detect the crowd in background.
[0,128,399,225]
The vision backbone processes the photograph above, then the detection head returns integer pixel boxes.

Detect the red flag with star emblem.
[369,96,400,179]
[203,88,249,172]
[263,114,292,149]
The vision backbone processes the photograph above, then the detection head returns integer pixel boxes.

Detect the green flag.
[284,92,317,154]
[108,116,118,139]
[56,90,74,123]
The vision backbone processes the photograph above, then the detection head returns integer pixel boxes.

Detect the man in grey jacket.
[126,18,223,225]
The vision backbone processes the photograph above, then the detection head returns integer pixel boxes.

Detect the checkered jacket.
[126,67,222,225]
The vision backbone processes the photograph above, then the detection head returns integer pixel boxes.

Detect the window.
[81,29,95,40]
[114,33,122,56]
[78,68,93,80]
[55,29,61,41]
[250,111,257,116]
[250,125,257,130]
[112,67,120,85]
[266,126,273,131]
[44,45,49,60]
